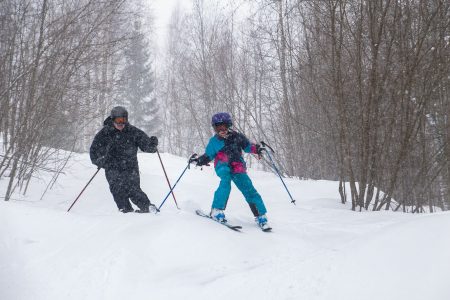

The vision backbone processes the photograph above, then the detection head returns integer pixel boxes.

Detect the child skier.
[192,112,271,230]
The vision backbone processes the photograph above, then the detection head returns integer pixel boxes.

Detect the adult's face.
[113,117,127,131]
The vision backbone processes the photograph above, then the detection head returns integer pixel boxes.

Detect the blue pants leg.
[212,171,232,210]
[232,173,267,216]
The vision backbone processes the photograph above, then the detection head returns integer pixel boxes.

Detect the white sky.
[145,0,193,51]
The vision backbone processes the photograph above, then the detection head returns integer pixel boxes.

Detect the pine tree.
[121,21,160,136]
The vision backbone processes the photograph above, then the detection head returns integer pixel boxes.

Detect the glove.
[150,136,158,146]
[94,156,106,169]
[196,154,210,167]
[189,157,198,164]
[255,144,265,156]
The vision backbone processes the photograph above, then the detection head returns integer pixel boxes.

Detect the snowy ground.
[1,152,449,300]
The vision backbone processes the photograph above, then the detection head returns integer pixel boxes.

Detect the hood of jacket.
[103,116,113,126]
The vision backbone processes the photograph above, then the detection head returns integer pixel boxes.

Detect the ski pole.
[157,153,197,212]
[260,141,296,205]
[67,168,101,212]
[156,149,179,209]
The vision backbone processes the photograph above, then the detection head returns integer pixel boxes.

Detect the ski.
[258,224,272,232]
[195,209,242,232]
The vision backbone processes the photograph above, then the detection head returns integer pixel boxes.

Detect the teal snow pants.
[212,168,267,216]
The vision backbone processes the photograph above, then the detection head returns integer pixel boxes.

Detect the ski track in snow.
[1,152,449,300]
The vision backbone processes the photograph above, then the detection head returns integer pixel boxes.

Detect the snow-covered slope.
[1,152,449,300]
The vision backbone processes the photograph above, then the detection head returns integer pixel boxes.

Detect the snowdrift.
[1,152,449,300]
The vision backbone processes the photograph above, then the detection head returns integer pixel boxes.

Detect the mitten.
[150,136,158,146]
[196,154,210,167]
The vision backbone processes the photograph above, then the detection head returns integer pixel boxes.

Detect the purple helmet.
[211,112,232,127]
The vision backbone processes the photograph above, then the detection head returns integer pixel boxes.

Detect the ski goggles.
[214,123,229,133]
[113,117,127,125]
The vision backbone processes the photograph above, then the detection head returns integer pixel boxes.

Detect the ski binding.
[195,209,242,231]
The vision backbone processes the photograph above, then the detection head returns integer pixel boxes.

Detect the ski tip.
[195,209,205,216]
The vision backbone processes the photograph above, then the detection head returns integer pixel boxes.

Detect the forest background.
[0,0,448,213]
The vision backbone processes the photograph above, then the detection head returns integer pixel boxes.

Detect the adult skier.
[90,106,158,213]
[191,112,270,230]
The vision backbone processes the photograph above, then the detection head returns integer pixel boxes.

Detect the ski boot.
[135,207,149,213]
[135,204,159,213]
[255,214,272,231]
[149,204,160,213]
[119,207,134,213]
[210,208,227,223]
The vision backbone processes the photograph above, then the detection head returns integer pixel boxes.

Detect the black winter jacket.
[90,117,158,171]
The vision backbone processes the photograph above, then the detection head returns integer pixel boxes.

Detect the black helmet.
[110,106,128,119]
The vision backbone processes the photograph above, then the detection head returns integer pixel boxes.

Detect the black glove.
[150,136,158,146]
[255,144,265,155]
[94,156,106,169]
[196,154,210,167]
[189,157,198,164]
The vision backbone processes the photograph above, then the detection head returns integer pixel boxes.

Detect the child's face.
[218,129,228,138]
[214,123,229,138]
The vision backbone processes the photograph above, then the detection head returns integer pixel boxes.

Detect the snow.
[1,152,449,300]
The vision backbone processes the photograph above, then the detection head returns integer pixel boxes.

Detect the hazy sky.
[146,0,192,50]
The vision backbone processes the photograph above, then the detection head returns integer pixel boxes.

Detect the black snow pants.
[105,167,150,211]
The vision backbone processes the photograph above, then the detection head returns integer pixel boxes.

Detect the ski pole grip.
[260,141,275,153]
[187,153,198,169]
